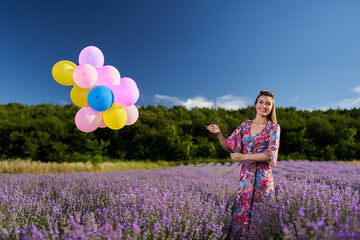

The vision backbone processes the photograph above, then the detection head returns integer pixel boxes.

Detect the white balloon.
[123,105,139,125]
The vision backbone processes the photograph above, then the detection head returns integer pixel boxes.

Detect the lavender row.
[1,160,360,239]
[0,163,241,239]
[252,160,360,239]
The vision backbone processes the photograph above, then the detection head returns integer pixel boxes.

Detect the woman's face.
[255,95,273,118]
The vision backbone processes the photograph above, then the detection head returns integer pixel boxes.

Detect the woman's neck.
[253,116,268,125]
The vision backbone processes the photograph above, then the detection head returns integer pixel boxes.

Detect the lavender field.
[0,160,360,240]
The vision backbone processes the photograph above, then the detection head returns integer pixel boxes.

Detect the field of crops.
[1,160,360,239]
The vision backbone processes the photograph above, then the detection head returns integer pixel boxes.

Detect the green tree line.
[0,103,359,163]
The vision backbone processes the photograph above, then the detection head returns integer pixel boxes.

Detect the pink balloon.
[99,117,107,128]
[96,66,121,91]
[73,64,98,88]
[114,81,139,106]
[121,77,137,88]
[124,105,139,125]
[79,46,104,68]
[75,106,102,132]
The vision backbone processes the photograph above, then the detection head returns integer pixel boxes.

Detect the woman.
[206,90,280,240]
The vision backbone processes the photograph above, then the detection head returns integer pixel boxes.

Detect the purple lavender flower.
[0,160,359,239]
[132,223,141,233]
[298,209,305,217]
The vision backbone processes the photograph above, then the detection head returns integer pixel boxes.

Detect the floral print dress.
[227,119,281,240]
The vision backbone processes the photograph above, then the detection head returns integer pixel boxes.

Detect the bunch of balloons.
[52,46,139,132]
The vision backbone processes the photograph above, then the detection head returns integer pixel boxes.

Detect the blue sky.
[1,0,360,110]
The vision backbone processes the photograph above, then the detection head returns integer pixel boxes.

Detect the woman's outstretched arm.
[206,124,231,152]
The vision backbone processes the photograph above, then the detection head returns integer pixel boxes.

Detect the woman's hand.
[206,124,221,135]
[230,153,247,162]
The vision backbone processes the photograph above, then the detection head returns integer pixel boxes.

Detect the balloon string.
[139,111,234,154]
[138,107,220,128]
[138,116,207,127]
[138,114,234,154]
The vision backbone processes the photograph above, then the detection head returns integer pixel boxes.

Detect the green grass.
[336,160,360,166]
[1,158,357,175]
[0,159,180,175]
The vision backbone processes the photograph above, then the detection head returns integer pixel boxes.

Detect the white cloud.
[332,86,360,109]
[183,96,213,109]
[57,100,70,106]
[154,94,249,110]
[352,86,360,94]
[320,85,360,109]
[317,106,330,111]
[336,97,360,109]
[154,95,184,105]
[216,94,248,109]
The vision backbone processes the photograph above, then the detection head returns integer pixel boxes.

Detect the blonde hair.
[254,90,277,123]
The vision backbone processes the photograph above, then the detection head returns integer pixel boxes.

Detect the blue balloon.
[87,86,114,112]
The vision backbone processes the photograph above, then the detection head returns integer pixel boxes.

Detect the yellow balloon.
[103,104,128,130]
[52,60,77,86]
[70,85,91,107]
